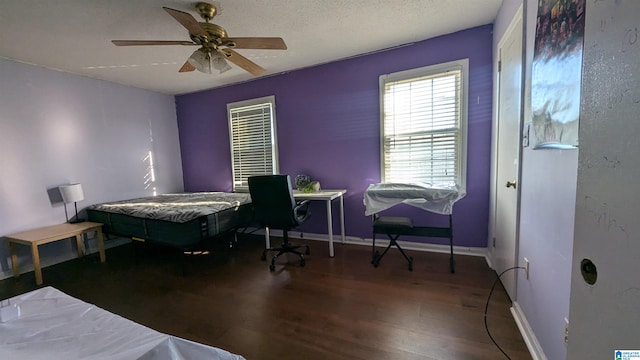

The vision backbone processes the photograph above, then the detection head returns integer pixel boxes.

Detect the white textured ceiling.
[0,0,502,95]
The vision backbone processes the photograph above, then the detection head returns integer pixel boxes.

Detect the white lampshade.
[212,52,232,73]
[59,183,84,203]
[188,49,232,74]
[187,49,213,74]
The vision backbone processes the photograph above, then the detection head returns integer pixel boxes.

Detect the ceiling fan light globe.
[219,63,232,73]
[188,49,213,74]
[212,54,231,73]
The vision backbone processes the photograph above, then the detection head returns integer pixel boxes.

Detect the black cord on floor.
[484,266,525,360]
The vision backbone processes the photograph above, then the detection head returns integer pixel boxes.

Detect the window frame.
[227,95,279,192]
[379,58,469,191]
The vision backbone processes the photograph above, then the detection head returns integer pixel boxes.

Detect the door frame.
[488,4,525,299]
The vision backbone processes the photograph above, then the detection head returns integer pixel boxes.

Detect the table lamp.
[59,183,85,223]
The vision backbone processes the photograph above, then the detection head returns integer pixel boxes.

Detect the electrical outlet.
[524,258,530,279]
[563,318,569,346]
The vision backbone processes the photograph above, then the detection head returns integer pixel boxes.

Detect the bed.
[0,286,245,360]
[86,192,253,249]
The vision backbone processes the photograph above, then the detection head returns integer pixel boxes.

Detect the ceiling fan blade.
[224,37,287,50]
[162,7,207,37]
[225,49,265,76]
[112,40,196,46]
[179,61,196,72]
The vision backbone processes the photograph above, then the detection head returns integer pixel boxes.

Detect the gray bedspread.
[87,192,252,223]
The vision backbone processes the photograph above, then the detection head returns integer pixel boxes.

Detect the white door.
[492,7,523,300]
[568,1,640,358]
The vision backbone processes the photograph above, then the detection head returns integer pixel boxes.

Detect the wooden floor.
[1,234,531,360]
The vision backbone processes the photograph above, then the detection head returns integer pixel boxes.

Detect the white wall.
[515,1,578,359]
[493,0,524,44]
[0,59,184,277]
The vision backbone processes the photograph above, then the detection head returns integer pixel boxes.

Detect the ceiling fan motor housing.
[190,23,228,46]
[196,2,217,21]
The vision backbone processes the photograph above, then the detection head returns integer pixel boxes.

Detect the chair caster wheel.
[261,254,267,261]
[269,264,275,272]
[300,259,306,267]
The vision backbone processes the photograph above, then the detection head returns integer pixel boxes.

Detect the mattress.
[0,286,246,360]
[86,192,253,248]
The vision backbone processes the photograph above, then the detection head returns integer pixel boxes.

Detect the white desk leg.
[339,194,345,244]
[265,227,271,249]
[326,199,334,257]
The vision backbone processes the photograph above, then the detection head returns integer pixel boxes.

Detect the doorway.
[492,5,523,300]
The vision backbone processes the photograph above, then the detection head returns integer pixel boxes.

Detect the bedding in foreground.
[0,286,245,360]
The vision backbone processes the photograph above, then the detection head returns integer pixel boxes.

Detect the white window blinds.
[228,96,279,191]
[380,60,468,190]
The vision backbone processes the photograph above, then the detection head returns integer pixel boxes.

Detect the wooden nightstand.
[6,222,106,285]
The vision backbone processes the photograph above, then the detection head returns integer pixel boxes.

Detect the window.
[228,96,279,192]
[380,59,468,190]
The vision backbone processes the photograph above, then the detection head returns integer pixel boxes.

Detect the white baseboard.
[0,237,130,281]
[485,250,495,269]
[247,227,487,257]
[2,229,489,281]
[511,301,548,360]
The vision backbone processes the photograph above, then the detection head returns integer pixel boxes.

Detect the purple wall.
[176,25,493,247]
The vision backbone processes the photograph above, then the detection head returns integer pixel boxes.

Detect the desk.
[264,189,346,257]
[6,222,105,285]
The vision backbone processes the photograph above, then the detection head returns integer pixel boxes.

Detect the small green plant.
[301,181,320,193]
[295,174,319,192]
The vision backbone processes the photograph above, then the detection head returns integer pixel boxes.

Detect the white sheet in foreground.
[0,287,245,360]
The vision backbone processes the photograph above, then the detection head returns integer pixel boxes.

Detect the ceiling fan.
[112,2,287,76]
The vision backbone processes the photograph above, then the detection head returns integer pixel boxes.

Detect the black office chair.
[248,175,311,271]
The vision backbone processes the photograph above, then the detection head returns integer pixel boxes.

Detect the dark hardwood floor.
[1,234,531,360]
